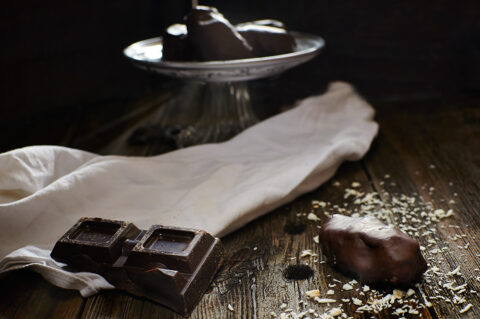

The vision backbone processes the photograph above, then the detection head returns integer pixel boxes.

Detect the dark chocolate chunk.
[184,6,254,61]
[283,222,307,234]
[319,214,427,286]
[51,217,225,316]
[283,264,314,280]
[236,23,296,57]
[162,24,192,61]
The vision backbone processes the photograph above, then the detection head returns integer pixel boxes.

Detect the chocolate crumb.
[283,264,314,280]
[283,222,307,234]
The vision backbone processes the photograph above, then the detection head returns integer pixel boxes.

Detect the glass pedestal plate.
[124,32,324,147]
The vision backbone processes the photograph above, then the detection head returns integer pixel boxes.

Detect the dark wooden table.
[1,86,479,318]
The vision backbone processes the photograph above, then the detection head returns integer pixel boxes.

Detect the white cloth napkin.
[0,82,378,296]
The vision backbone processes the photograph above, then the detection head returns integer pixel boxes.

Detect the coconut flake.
[307,212,321,222]
[305,290,320,298]
[314,297,336,304]
[342,283,353,291]
[459,303,472,314]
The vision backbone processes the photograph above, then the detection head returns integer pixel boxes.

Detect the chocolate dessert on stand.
[161,5,296,62]
[184,6,255,61]
[161,24,191,61]
[236,20,296,57]
[124,1,324,149]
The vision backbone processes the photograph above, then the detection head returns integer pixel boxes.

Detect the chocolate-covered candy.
[239,19,286,29]
[161,7,296,61]
[162,24,192,61]
[236,23,296,57]
[51,217,225,316]
[185,6,254,61]
[320,214,427,286]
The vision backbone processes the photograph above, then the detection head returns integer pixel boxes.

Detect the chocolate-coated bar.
[320,214,427,286]
[162,24,192,61]
[236,22,296,57]
[185,6,255,61]
[51,217,225,316]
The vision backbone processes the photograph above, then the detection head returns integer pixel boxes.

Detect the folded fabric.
[0,246,113,296]
[0,82,378,296]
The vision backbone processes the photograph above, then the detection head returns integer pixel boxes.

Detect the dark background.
[2,1,480,151]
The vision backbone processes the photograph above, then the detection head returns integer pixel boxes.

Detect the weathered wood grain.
[0,270,84,319]
[0,97,479,318]
[362,100,480,318]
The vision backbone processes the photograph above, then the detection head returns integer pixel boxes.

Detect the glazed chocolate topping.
[51,217,225,316]
[320,214,428,286]
[237,23,296,57]
[237,19,286,29]
[185,6,254,61]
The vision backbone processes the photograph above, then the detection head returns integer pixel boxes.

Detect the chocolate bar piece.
[320,214,427,286]
[185,6,255,61]
[162,24,192,61]
[51,218,225,316]
[236,22,296,57]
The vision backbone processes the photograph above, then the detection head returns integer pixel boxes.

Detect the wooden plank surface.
[0,96,479,318]
[0,270,84,319]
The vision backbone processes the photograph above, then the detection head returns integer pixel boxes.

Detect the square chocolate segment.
[125,225,212,274]
[144,228,194,252]
[69,220,121,244]
[51,217,140,264]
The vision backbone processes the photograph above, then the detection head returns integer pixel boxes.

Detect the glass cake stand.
[124,32,324,147]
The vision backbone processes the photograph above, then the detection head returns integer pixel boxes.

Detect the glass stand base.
[130,81,259,149]
[176,81,258,147]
